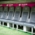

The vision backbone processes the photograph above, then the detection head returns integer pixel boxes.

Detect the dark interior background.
[0,0,35,1]
[0,0,35,4]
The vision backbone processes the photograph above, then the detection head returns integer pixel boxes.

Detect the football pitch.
[0,26,32,35]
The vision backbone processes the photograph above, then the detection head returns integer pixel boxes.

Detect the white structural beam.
[7,22,10,27]
[0,22,1,25]
[2,22,4,26]
[23,26,27,32]
[31,27,33,35]
[16,24,18,30]
[12,23,14,29]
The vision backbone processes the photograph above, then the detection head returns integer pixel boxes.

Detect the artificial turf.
[0,26,32,35]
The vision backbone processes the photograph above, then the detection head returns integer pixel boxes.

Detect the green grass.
[0,26,32,35]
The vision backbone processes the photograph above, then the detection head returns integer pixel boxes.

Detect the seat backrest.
[13,6,21,21]
[1,6,8,19]
[21,6,30,22]
[7,7,14,20]
[0,6,3,18]
[30,6,35,23]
